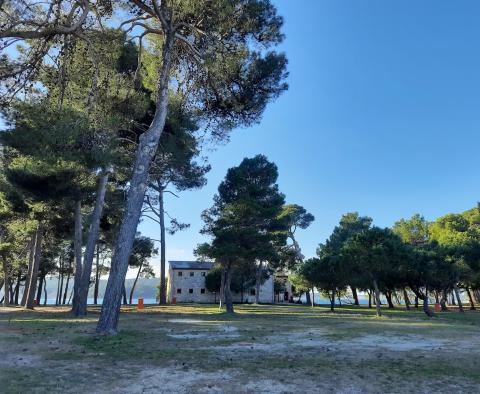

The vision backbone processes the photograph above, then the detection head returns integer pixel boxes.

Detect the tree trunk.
[219,268,225,309]
[385,290,394,309]
[351,286,359,306]
[393,291,401,305]
[453,283,464,313]
[96,33,175,335]
[8,281,13,304]
[13,273,21,305]
[367,290,372,308]
[63,270,71,305]
[71,199,83,314]
[21,235,36,306]
[36,274,44,306]
[414,296,419,308]
[330,288,335,312]
[473,289,480,304]
[403,289,411,310]
[158,188,167,305]
[254,261,262,304]
[440,289,448,311]
[450,292,456,305]
[422,289,435,317]
[43,280,47,305]
[129,262,143,305]
[3,259,9,307]
[25,225,43,309]
[55,261,62,306]
[94,243,100,305]
[58,260,65,305]
[466,288,476,310]
[311,288,315,307]
[304,291,310,305]
[372,279,382,317]
[74,171,110,316]
[434,291,440,304]
[224,263,234,313]
[122,284,127,306]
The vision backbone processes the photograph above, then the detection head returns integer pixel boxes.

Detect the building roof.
[169,261,214,270]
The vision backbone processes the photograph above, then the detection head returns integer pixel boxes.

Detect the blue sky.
[2,1,480,277]
[138,0,480,272]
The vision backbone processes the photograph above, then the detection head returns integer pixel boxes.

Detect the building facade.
[167,261,279,304]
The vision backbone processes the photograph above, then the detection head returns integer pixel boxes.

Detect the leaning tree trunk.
[254,261,262,304]
[385,291,395,309]
[372,279,382,317]
[129,262,143,305]
[63,269,71,305]
[158,188,167,305]
[71,199,84,314]
[25,225,43,309]
[466,288,476,310]
[96,34,175,335]
[351,286,359,306]
[403,289,411,310]
[21,235,36,306]
[224,263,234,314]
[74,171,110,316]
[453,283,464,313]
[473,289,480,304]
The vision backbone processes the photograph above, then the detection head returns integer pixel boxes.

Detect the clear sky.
[138,0,480,274]
[2,1,480,278]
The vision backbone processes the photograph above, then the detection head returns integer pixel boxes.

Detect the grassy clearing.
[1,303,479,393]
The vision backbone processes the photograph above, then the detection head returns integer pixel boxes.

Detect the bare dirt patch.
[1,304,480,393]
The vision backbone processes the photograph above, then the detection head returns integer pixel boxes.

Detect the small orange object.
[137,298,144,310]
[172,297,177,304]
[434,303,441,312]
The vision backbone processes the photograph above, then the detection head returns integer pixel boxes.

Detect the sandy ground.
[1,304,479,393]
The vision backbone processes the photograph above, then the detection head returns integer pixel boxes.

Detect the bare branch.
[0,0,90,39]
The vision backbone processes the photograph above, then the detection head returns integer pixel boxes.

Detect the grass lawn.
[1,303,479,393]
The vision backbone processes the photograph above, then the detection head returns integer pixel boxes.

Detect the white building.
[167,260,288,304]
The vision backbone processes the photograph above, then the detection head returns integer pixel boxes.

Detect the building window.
[178,271,183,277]
[189,288,194,294]
[201,272,206,277]
[177,288,182,294]
[201,288,206,294]
[190,272,194,277]
[250,289,256,296]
